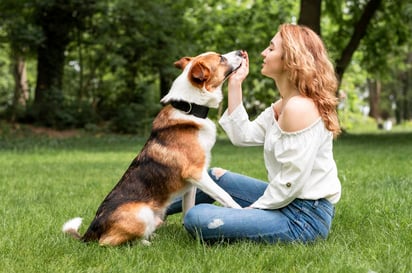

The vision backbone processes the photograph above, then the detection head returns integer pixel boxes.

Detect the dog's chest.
[169,109,217,153]
[197,118,216,153]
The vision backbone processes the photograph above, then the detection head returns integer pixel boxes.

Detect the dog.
[62,50,244,246]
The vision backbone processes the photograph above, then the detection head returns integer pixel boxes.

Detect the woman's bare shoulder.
[278,96,320,132]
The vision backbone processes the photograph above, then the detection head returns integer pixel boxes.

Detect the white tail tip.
[62,217,83,233]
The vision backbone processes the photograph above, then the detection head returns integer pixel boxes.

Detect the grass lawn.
[0,125,411,273]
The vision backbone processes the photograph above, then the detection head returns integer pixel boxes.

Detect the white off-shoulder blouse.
[219,104,341,210]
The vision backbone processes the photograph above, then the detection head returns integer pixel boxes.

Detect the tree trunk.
[405,52,412,121]
[33,4,74,126]
[368,78,381,120]
[395,70,408,124]
[298,0,322,36]
[34,34,67,126]
[335,0,382,82]
[32,1,95,127]
[11,52,29,122]
[394,52,412,124]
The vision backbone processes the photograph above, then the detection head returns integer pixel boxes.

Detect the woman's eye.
[220,55,227,63]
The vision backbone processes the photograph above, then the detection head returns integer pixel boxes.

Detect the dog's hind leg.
[99,203,157,246]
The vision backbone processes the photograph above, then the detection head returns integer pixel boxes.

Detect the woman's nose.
[261,49,267,57]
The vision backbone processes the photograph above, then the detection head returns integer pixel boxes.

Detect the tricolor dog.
[62,50,244,246]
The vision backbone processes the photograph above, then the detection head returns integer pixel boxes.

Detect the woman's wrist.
[228,80,243,92]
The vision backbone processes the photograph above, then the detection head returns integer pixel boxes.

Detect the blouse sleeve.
[219,104,273,146]
[250,124,323,209]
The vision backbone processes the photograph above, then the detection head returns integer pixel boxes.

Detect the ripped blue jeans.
[166,169,335,244]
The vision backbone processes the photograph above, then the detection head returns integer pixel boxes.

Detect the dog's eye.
[220,55,227,63]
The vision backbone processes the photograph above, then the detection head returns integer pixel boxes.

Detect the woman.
[167,24,341,244]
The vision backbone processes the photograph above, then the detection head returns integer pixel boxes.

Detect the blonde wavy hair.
[279,24,341,137]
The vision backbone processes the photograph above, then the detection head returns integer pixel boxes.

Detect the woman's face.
[261,33,284,79]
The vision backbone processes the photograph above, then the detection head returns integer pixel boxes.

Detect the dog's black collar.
[170,100,209,119]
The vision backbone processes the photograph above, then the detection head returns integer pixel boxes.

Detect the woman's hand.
[228,50,249,86]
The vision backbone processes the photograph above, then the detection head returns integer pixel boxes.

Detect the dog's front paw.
[155,217,164,228]
[141,239,151,246]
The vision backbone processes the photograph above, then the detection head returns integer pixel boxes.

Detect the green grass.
[0,127,411,273]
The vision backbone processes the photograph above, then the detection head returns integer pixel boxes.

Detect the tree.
[60,0,193,133]
[301,0,412,125]
[367,78,381,119]
[361,0,412,123]
[332,0,382,82]
[32,0,96,127]
[298,0,382,83]
[1,0,411,131]
[105,0,189,99]
[298,0,321,35]
[0,0,41,121]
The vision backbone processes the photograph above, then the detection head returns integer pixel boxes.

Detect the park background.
[0,1,411,273]
[0,0,411,133]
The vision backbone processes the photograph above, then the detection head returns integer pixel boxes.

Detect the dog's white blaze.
[160,62,223,108]
[62,217,82,232]
[198,118,216,166]
[207,219,224,229]
[137,206,157,239]
[168,110,216,164]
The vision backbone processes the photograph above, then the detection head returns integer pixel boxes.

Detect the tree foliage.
[0,0,411,132]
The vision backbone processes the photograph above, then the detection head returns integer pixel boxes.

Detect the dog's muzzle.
[223,50,244,78]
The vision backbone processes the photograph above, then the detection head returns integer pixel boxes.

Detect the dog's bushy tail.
[62,217,83,240]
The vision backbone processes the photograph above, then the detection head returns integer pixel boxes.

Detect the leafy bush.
[110,102,160,135]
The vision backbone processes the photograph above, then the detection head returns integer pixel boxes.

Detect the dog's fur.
[62,51,244,246]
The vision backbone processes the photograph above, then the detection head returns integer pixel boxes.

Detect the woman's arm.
[220,51,271,146]
[227,51,249,114]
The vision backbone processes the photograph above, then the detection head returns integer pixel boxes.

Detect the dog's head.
[161,50,244,108]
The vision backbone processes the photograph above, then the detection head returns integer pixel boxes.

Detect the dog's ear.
[174,57,192,70]
[189,61,210,84]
